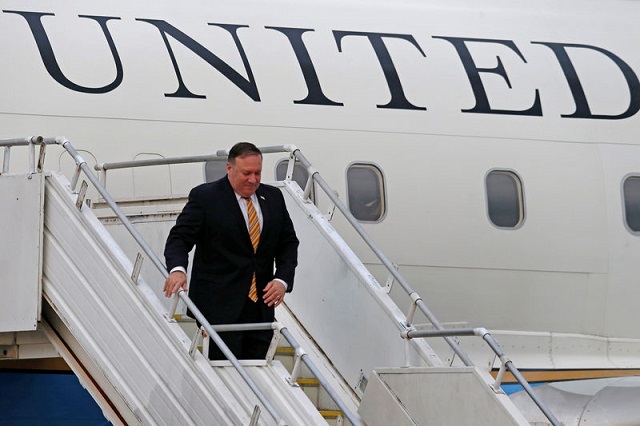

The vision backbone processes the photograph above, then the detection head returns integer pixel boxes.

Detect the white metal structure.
[1,137,554,424]
[1,138,340,425]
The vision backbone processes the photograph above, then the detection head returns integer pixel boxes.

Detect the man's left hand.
[263,280,286,307]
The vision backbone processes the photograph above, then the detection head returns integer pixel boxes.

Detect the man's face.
[227,154,262,198]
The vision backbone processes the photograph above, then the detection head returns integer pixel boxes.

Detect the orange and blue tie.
[245,197,260,302]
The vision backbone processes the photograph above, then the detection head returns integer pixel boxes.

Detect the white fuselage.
[2,0,640,371]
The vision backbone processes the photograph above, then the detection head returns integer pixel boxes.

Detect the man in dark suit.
[163,142,299,360]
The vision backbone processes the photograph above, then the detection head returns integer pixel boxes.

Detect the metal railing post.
[2,146,10,173]
[481,332,561,426]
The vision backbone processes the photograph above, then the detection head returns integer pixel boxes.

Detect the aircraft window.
[623,176,640,232]
[275,159,315,203]
[485,170,524,228]
[347,163,386,222]
[204,160,227,183]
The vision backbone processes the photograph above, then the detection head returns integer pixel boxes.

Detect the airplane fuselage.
[2,0,640,375]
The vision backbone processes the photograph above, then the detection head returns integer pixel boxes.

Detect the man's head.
[227,142,263,198]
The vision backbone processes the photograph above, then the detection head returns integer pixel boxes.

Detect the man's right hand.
[163,270,188,297]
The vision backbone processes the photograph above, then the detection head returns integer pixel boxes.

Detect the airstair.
[0,136,560,425]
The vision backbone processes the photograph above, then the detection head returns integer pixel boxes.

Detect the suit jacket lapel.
[255,186,269,244]
[221,177,253,249]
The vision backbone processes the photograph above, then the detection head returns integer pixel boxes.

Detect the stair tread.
[296,377,320,386]
[319,409,344,418]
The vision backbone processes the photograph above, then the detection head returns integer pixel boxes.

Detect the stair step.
[297,377,320,387]
[319,410,344,419]
[275,346,294,355]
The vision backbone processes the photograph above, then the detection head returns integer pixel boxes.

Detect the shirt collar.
[234,192,258,203]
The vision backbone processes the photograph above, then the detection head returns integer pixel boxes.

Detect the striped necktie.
[245,197,260,302]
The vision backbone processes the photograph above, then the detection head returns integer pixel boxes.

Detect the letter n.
[137,19,260,100]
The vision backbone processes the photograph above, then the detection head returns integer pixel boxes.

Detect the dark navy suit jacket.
[164,176,299,324]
